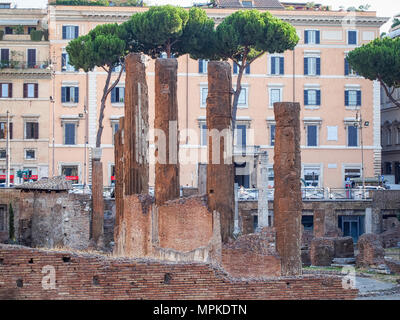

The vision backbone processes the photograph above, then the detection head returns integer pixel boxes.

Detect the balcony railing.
[0,60,50,70]
[237,187,374,201]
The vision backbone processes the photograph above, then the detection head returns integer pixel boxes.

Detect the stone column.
[313,209,325,237]
[257,151,269,230]
[365,207,372,234]
[124,53,149,195]
[154,58,179,206]
[273,102,302,276]
[91,148,104,247]
[113,117,124,244]
[206,61,234,243]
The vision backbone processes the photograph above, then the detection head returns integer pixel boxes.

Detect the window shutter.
[357,91,361,106]
[316,90,321,105]
[305,30,309,44]
[316,58,321,75]
[8,83,12,98]
[111,88,116,103]
[345,90,349,106]
[61,87,66,103]
[1,49,9,63]
[74,26,79,38]
[23,83,27,98]
[34,83,38,98]
[198,60,203,73]
[61,53,66,70]
[34,123,39,139]
[233,62,238,74]
[304,90,308,105]
[316,30,320,44]
[245,63,250,74]
[279,57,284,75]
[304,58,308,75]
[271,57,276,74]
[74,87,79,103]
[62,26,66,39]
[9,122,12,140]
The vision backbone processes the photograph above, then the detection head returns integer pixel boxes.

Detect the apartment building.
[0,7,51,184]
[5,2,385,189]
[381,20,400,185]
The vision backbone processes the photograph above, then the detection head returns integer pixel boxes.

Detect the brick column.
[273,102,302,276]
[113,117,124,244]
[313,209,325,237]
[91,150,104,247]
[123,53,149,195]
[206,61,234,243]
[154,58,179,206]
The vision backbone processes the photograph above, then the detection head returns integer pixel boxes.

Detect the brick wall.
[0,244,358,300]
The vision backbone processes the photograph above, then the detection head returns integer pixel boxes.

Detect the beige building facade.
[0,8,51,185]
[2,4,389,189]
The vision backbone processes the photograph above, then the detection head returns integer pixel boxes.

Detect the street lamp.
[353,110,369,195]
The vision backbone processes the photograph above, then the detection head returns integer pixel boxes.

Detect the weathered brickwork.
[206,61,234,244]
[0,245,358,300]
[356,233,385,268]
[91,159,104,247]
[154,58,179,206]
[273,102,302,276]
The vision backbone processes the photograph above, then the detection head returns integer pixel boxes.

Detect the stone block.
[334,236,354,258]
[310,237,334,266]
[356,233,385,268]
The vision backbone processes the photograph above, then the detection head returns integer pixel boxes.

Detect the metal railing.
[0,60,50,70]
[237,187,374,201]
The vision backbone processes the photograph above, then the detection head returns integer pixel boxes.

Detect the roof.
[16,176,72,191]
[216,0,284,9]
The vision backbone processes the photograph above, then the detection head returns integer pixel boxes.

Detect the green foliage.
[66,23,126,72]
[122,5,189,58]
[112,0,142,6]
[9,203,15,241]
[347,37,400,89]
[30,30,43,41]
[14,25,24,35]
[214,10,299,64]
[52,0,109,6]
[392,18,400,29]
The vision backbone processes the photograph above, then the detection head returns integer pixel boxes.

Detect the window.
[385,162,392,174]
[198,59,208,73]
[62,25,79,40]
[303,166,321,187]
[241,0,253,7]
[61,53,77,72]
[0,83,12,98]
[304,89,321,106]
[0,205,6,231]
[304,57,321,76]
[304,30,320,44]
[200,87,208,107]
[237,87,248,107]
[235,125,247,147]
[270,56,284,75]
[61,165,78,178]
[5,27,13,35]
[61,86,79,103]
[27,48,36,68]
[345,58,357,76]
[270,124,276,146]
[233,62,250,74]
[269,88,281,107]
[0,149,6,159]
[25,122,39,139]
[200,124,207,146]
[387,128,392,146]
[112,122,119,145]
[0,3,11,8]
[64,123,76,145]
[268,167,274,187]
[306,125,318,146]
[347,125,358,147]
[23,168,38,181]
[0,48,9,67]
[0,122,12,139]
[23,83,38,98]
[111,87,125,103]
[25,149,36,160]
[27,26,36,34]
[347,30,357,45]
[344,167,361,183]
[345,90,361,107]
[112,64,122,73]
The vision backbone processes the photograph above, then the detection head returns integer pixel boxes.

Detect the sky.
[5,0,400,32]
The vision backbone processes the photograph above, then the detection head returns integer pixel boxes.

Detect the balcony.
[0,60,51,77]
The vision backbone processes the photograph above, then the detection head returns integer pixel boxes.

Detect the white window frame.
[24,148,36,160]
[200,85,208,108]
[236,85,249,108]
[268,54,284,75]
[64,25,78,40]
[302,164,322,187]
[268,84,283,108]
[305,29,319,45]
